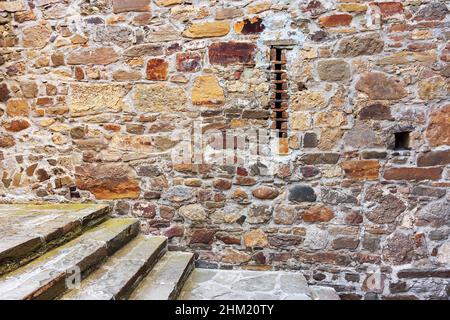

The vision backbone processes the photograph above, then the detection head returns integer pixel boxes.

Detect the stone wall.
[1,0,449,299]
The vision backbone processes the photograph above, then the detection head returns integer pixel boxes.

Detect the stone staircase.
[0,204,194,300]
[0,204,339,300]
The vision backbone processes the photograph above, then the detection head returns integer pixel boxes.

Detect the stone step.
[310,286,341,300]
[130,252,194,300]
[0,218,139,300]
[0,204,110,276]
[60,235,167,300]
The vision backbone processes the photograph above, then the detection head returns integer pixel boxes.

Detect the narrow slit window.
[270,47,289,140]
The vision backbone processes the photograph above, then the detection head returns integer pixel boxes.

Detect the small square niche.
[394,132,411,150]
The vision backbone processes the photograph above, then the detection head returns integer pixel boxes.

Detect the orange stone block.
[146,58,168,81]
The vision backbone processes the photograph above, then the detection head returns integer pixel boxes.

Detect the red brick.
[384,167,442,181]
[319,14,353,27]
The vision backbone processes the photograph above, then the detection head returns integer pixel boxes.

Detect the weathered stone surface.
[112,0,150,13]
[274,204,299,225]
[314,111,346,128]
[419,76,448,100]
[0,83,10,102]
[234,17,265,35]
[317,59,350,81]
[291,91,326,110]
[20,81,38,98]
[216,7,243,20]
[123,44,163,57]
[365,185,406,224]
[356,72,407,100]
[190,229,215,245]
[3,119,30,132]
[222,249,251,264]
[243,229,268,248]
[397,268,450,279]
[416,200,449,228]
[343,123,381,149]
[321,188,357,205]
[132,202,156,219]
[176,52,202,72]
[6,99,29,117]
[208,42,256,66]
[75,163,140,200]
[252,186,279,200]
[164,225,184,239]
[411,186,446,198]
[164,186,194,203]
[358,103,393,120]
[248,204,272,224]
[70,84,128,116]
[426,105,450,147]
[336,33,384,57]
[383,167,442,181]
[0,135,15,148]
[341,160,380,180]
[145,24,180,42]
[112,70,141,81]
[413,3,449,21]
[332,237,359,250]
[67,47,119,65]
[91,25,134,48]
[303,132,318,148]
[292,112,311,130]
[183,21,230,38]
[417,150,450,167]
[132,84,187,112]
[191,75,224,106]
[288,185,317,203]
[373,2,403,18]
[146,58,168,80]
[437,242,450,265]
[155,0,182,7]
[23,22,52,48]
[304,226,328,250]
[301,153,340,165]
[212,178,232,190]
[382,231,415,265]
[303,206,334,223]
[179,204,208,222]
[0,1,26,12]
[362,234,380,253]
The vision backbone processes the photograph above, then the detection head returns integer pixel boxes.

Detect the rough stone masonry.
[0,0,449,300]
